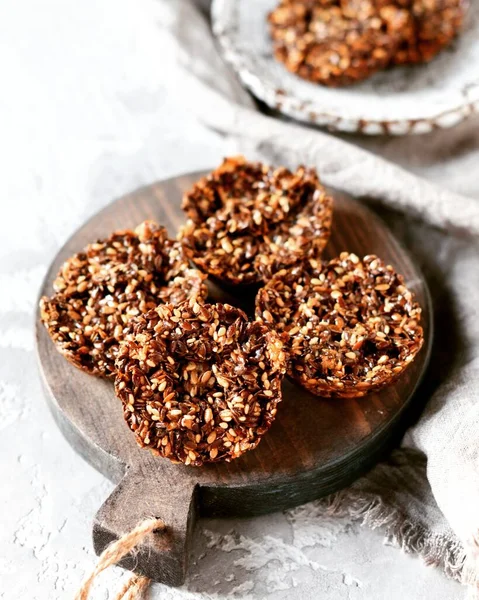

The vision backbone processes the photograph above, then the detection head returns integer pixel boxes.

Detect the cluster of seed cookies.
[268,0,466,86]
[178,156,333,285]
[40,157,424,466]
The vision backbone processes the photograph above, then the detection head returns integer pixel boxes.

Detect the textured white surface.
[0,0,476,599]
[212,0,479,133]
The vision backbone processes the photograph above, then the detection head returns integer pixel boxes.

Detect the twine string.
[115,573,151,600]
[75,517,166,600]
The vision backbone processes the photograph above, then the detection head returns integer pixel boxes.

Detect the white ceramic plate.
[212,0,479,135]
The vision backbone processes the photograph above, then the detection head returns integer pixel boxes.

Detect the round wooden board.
[35,171,432,586]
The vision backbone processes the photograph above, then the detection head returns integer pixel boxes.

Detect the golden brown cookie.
[115,302,287,465]
[178,156,333,285]
[256,253,424,398]
[40,221,208,378]
[268,0,466,85]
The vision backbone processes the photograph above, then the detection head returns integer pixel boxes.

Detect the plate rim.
[212,0,479,135]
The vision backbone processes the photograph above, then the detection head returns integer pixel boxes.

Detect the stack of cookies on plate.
[268,0,467,86]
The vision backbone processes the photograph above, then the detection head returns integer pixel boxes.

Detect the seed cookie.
[115,302,287,465]
[40,221,207,378]
[268,0,465,86]
[256,253,424,398]
[178,156,333,285]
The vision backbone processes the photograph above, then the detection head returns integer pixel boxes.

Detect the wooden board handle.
[93,467,198,586]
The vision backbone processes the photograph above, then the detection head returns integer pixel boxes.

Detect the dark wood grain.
[35,172,432,586]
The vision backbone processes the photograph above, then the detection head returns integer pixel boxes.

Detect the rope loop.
[75,517,165,600]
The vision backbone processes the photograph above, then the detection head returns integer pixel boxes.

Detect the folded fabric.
[152,0,479,594]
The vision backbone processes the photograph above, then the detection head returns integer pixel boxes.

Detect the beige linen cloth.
[159,0,479,594]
